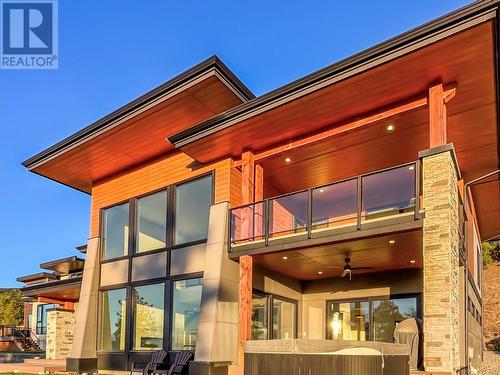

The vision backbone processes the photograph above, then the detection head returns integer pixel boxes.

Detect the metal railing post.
[307,189,313,238]
[265,199,270,246]
[414,161,421,220]
[227,208,233,252]
[356,176,362,230]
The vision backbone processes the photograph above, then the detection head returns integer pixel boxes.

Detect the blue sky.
[0,0,471,287]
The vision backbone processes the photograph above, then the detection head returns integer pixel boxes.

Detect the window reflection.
[136,191,167,253]
[272,298,296,339]
[99,289,127,351]
[172,278,202,350]
[132,283,164,350]
[328,301,369,341]
[175,176,213,245]
[102,203,129,260]
[251,294,269,340]
[372,297,417,342]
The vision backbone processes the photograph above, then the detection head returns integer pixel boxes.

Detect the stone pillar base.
[66,357,98,373]
[189,361,231,375]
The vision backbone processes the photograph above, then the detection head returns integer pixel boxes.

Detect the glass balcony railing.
[229,162,420,250]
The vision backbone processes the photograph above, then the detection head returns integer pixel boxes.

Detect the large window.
[132,283,165,350]
[101,175,213,260]
[136,191,167,253]
[175,176,213,245]
[251,292,297,340]
[36,303,56,335]
[102,203,129,260]
[327,295,419,342]
[99,288,127,351]
[171,278,203,350]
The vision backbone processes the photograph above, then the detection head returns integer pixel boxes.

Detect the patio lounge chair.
[155,351,193,375]
[130,349,169,375]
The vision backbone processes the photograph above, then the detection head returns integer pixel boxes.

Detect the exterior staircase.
[0,325,41,352]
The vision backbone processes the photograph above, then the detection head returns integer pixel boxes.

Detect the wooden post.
[429,83,447,148]
[238,255,253,366]
[241,151,255,240]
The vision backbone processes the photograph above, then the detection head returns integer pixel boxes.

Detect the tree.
[0,289,24,325]
[483,241,500,269]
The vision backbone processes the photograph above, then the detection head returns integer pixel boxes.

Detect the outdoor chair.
[130,349,169,375]
[155,351,193,375]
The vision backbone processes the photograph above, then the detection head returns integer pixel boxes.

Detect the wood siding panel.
[89,152,233,237]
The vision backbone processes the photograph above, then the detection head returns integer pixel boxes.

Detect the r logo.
[2,2,53,54]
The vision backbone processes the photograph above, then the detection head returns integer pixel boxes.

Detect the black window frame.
[251,289,298,340]
[99,172,215,263]
[325,293,422,341]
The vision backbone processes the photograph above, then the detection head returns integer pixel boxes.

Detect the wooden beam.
[241,151,255,204]
[429,83,447,148]
[238,255,253,365]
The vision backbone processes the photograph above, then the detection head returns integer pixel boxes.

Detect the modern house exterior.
[16,249,86,356]
[20,1,500,374]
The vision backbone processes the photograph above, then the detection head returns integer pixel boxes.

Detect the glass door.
[327,300,370,341]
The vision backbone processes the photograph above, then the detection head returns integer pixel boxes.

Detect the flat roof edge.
[168,0,499,147]
[22,55,254,170]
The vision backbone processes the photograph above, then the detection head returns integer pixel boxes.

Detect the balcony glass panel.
[312,179,357,231]
[361,165,416,221]
[230,202,265,244]
[269,191,308,238]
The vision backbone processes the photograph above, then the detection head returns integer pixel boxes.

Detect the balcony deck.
[229,162,422,258]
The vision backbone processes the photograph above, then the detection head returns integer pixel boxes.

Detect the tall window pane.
[102,203,129,260]
[99,289,127,351]
[327,301,369,341]
[272,298,296,339]
[175,176,212,245]
[136,192,167,253]
[132,283,165,350]
[251,294,269,340]
[36,303,56,335]
[172,278,202,350]
[372,297,417,342]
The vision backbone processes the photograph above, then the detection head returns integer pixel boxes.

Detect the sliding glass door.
[251,292,297,340]
[327,295,419,342]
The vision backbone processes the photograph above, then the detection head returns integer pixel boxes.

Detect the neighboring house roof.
[40,256,85,274]
[16,272,57,283]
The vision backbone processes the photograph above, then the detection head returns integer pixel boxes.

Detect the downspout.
[463,169,500,370]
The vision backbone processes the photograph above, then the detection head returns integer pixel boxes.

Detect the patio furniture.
[130,349,169,375]
[154,351,193,375]
[393,318,423,371]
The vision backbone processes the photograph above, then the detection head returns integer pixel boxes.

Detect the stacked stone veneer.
[422,150,460,374]
[46,309,75,360]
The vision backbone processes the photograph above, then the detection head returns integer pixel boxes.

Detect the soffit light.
[317,271,323,275]
[285,157,292,163]
[410,259,416,264]
[282,256,288,260]
[388,239,396,244]
[386,123,396,132]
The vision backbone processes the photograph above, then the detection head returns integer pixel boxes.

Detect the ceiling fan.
[327,258,372,280]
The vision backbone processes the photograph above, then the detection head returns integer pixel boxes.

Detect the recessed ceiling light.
[408,165,415,170]
[319,189,325,193]
[285,157,292,163]
[388,239,396,244]
[282,256,288,260]
[386,124,395,132]
[317,271,323,275]
[410,259,416,264]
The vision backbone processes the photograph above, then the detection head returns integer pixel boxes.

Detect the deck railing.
[229,161,420,251]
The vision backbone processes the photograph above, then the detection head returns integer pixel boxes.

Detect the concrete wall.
[46,309,75,359]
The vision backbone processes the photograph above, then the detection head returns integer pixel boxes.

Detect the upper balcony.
[228,162,422,257]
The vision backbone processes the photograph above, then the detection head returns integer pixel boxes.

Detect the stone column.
[420,145,461,374]
[46,309,75,360]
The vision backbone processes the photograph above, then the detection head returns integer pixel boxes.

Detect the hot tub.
[244,339,410,375]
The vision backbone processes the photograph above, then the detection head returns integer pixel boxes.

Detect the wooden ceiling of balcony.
[29,74,246,193]
[252,230,422,281]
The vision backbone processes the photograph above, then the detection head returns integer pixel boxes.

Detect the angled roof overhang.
[169,0,500,241]
[22,56,254,193]
[40,256,85,274]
